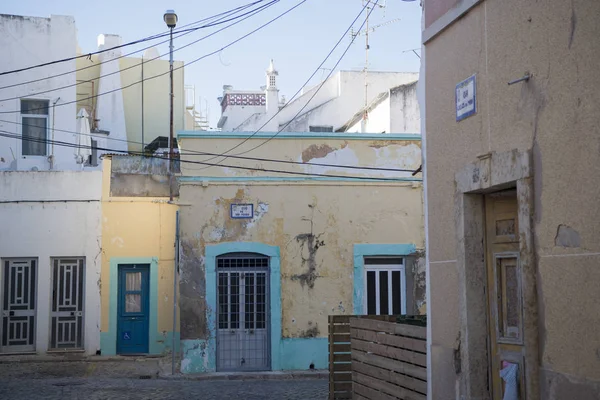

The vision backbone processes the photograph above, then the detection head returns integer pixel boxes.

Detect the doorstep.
[161,370,328,381]
[0,353,166,364]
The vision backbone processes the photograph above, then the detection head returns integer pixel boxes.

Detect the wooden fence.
[350,317,427,400]
[328,315,398,399]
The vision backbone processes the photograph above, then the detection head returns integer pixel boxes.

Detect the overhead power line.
[0,130,419,182]
[0,0,279,102]
[0,0,304,115]
[0,118,418,173]
[0,0,269,77]
[184,0,378,171]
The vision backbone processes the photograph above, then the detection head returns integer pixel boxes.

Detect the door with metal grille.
[1,259,37,353]
[50,258,85,350]
[217,253,270,371]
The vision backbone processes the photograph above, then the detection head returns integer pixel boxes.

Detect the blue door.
[117,265,149,354]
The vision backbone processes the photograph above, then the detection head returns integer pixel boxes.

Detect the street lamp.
[164,9,177,201]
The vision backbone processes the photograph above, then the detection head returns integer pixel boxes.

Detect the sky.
[2,0,422,128]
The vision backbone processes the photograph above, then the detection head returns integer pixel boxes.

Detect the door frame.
[215,253,271,372]
[454,150,539,399]
[0,257,38,354]
[205,243,281,372]
[101,257,159,356]
[116,264,150,354]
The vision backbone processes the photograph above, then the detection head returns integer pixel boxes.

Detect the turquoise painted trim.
[279,338,328,370]
[179,176,422,183]
[178,131,421,140]
[352,244,417,315]
[102,257,177,355]
[186,242,281,373]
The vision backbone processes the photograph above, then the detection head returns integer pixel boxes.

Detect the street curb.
[0,355,166,364]
[159,370,329,381]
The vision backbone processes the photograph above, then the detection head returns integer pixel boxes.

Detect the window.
[269,76,276,87]
[364,257,406,315]
[309,125,334,132]
[21,99,49,156]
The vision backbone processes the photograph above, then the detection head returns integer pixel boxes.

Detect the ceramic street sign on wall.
[456,74,477,121]
[230,204,254,219]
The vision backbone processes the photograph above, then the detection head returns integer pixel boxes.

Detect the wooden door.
[485,191,526,399]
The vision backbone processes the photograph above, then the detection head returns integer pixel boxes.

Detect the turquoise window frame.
[353,244,416,314]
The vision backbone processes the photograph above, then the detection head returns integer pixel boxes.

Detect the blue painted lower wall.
[180,337,328,373]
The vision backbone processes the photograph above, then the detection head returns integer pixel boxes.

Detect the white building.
[0,14,103,356]
[0,14,84,171]
[0,171,102,355]
[217,60,420,134]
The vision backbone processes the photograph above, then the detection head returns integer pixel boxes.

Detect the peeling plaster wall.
[0,171,102,355]
[423,0,600,396]
[177,134,425,372]
[100,157,179,355]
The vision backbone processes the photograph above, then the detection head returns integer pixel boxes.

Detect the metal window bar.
[216,253,270,372]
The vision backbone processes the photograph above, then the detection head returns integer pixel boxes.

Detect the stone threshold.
[162,370,328,381]
[0,354,166,363]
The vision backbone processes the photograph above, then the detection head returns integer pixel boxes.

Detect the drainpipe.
[49,97,60,169]
[172,210,180,374]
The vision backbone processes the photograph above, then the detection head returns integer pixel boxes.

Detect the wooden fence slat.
[351,337,427,367]
[330,315,351,323]
[353,382,397,400]
[350,318,426,340]
[333,353,353,362]
[353,360,427,394]
[333,343,351,352]
[352,349,427,381]
[333,372,352,381]
[333,362,352,372]
[351,328,427,354]
[353,371,427,400]
[334,382,354,391]
[332,324,351,334]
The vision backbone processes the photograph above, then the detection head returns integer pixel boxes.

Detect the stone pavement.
[0,358,328,399]
[0,377,328,399]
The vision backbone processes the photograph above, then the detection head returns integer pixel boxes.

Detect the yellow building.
[76,40,185,153]
[100,155,179,355]
[176,131,425,373]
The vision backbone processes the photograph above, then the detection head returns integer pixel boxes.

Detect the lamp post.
[164,9,177,201]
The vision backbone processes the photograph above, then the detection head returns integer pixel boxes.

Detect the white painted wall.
[0,171,102,355]
[390,82,420,133]
[347,96,391,134]
[0,15,80,171]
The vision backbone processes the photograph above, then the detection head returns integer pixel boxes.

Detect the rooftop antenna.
[350,0,399,132]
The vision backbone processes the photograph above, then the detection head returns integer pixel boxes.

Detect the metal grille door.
[216,253,270,371]
[1,259,37,353]
[50,258,85,350]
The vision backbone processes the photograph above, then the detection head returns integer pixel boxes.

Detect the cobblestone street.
[0,377,328,400]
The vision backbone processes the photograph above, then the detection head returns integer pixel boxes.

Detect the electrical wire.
[184,0,377,171]
[0,118,419,173]
[0,130,419,181]
[0,0,268,77]
[0,0,305,115]
[0,0,279,100]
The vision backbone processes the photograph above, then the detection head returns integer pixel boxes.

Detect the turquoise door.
[117,265,149,354]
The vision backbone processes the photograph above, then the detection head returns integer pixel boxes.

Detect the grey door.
[50,258,85,350]
[216,253,270,371]
[1,259,37,353]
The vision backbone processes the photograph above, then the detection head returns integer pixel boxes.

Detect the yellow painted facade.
[100,156,179,355]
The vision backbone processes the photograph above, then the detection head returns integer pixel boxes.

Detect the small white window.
[20,99,49,156]
[364,257,406,315]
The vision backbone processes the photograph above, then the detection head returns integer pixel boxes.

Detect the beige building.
[76,38,185,154]
[175,131,425,373]
[421,0,600,399]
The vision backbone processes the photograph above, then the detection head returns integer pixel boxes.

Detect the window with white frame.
[364,257,406,315]
[20,99,49,156]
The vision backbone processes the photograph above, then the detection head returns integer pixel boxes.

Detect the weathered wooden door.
[117,265,150,354]
[485,191,526,399]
